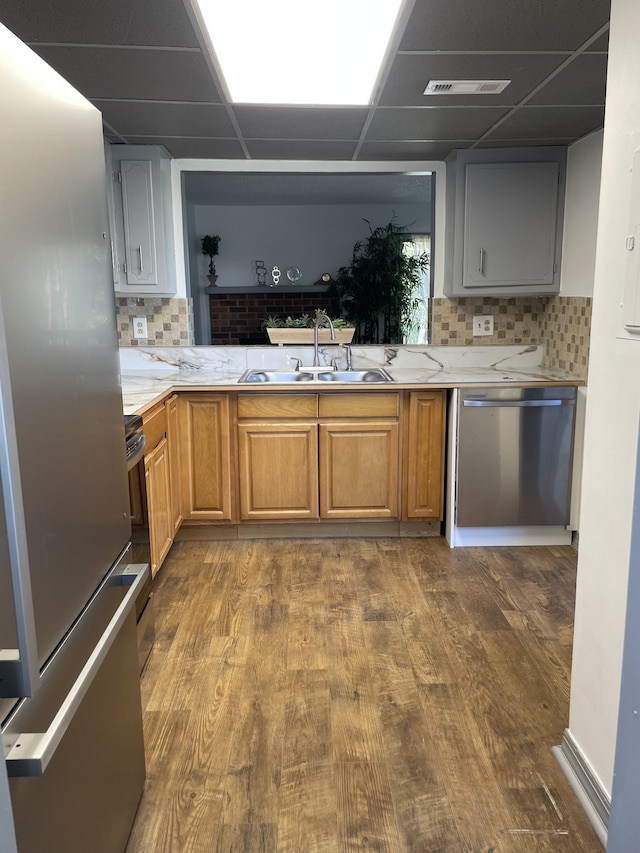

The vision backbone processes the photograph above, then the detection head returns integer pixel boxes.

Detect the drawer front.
[142,404,167,451]
[238,393,318,419]
[319,393,399,419]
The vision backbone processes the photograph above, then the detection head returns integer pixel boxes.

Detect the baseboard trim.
[552,729,609,848]
[176,520,441,541]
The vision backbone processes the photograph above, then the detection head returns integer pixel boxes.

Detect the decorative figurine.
[255,260,267,286]
[271,265,281,287]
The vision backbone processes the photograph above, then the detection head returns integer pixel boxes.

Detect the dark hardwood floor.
[125,536,602,852]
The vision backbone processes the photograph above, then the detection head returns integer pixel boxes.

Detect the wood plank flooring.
[125,537,602,852]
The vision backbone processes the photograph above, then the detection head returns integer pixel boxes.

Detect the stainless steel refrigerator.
[0,23,146,853]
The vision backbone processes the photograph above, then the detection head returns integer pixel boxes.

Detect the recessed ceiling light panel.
[195,0,405,105]
[423,79,511,95]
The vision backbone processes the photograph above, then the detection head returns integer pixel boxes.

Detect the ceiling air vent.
[423,79,511,95]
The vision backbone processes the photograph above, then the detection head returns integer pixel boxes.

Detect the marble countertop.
[120,344,584,415]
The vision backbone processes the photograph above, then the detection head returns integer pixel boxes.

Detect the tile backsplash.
[116,294,591,380]
[540,296,592,378]
[430,295,591,379]
[116,297,195,346]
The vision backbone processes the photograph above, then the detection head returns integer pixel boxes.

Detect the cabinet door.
[120,160,161,287]
[179,394,234,521]
[238,422,318,520]
[165,395,182,535]
[404,391,445,519]
[463,162,559,289]
[319,421,399,519]
[145,436,172,577]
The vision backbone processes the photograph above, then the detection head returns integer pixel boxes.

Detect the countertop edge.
[123,375,586,417]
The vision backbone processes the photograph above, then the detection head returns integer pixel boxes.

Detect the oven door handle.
[4,565,147,778]
[126,432,146,471]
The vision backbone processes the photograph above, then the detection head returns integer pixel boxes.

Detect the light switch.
[472,315,494,336]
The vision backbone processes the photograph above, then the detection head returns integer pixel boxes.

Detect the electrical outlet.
[133,317,148,339]
[473,315,494,336]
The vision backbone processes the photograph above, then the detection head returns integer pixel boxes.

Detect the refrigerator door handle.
[4,565,147,778]
[0,320,39,699]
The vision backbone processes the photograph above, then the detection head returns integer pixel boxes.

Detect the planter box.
[266,328,355,346]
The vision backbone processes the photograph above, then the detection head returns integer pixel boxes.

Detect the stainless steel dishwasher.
[456,386,577,527]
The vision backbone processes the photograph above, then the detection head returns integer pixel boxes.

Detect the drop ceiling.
[0,0,610,162]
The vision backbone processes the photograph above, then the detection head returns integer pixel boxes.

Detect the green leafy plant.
[201,234,221,275]
[261,309,351,330]
[333,220,429,344]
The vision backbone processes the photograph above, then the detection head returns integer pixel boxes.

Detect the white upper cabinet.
[105,145,176,296]
[444,148,566,297]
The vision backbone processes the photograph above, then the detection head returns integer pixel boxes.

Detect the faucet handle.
[330,357,339,371]
[287,356,302,372]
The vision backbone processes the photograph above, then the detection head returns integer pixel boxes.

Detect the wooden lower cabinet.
[403,390,446,519]
[319,421,399,518]
[178,393,234,521]
[236,392,401,522]
[133,387,446,540]
[144,436,172,576]
[238,422,319,520]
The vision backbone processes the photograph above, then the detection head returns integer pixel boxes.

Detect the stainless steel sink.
[316,368,394,383]
[238,369,315,383]
[238,367,394,384]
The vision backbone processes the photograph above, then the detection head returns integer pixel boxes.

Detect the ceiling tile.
[587,32,609,51]
[234,107,368,140]
[122,0,201,47]
[0,0,136,44]
[366,107,510,140]
[95,101,235,137]
[528,54,608,105]
[399,0,610,51]
[357,140,473,160]
[244,140,358,160]
[35,45,218,102]
[380,53,568,107]
[121,137,247,159]
[485,105,605,140]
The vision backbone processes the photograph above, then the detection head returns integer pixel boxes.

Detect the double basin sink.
[238,367,394,384]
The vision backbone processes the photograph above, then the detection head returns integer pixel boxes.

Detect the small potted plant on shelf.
[201,234,221,286]
[261,309,354,345]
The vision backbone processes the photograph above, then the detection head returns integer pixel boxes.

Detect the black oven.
[124,414,146,471]
[123,414,154,672]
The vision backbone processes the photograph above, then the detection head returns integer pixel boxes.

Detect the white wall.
[569,0,640,795]
[192,202,430,288]
[560,130,604,297]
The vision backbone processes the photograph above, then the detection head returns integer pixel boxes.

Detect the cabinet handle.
[479,248,485,275]
[138,245,144,272]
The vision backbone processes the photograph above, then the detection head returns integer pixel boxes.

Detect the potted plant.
[201,234,221,285]
[333,220,429,343]
[261,309,354,345]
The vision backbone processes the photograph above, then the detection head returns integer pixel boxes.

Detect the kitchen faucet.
[313,312,336,366]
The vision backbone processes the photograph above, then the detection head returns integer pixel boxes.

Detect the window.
[403,234,431,344]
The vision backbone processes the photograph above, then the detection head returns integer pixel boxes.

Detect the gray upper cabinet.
[444,148,566,297]
[106,145,176,296]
